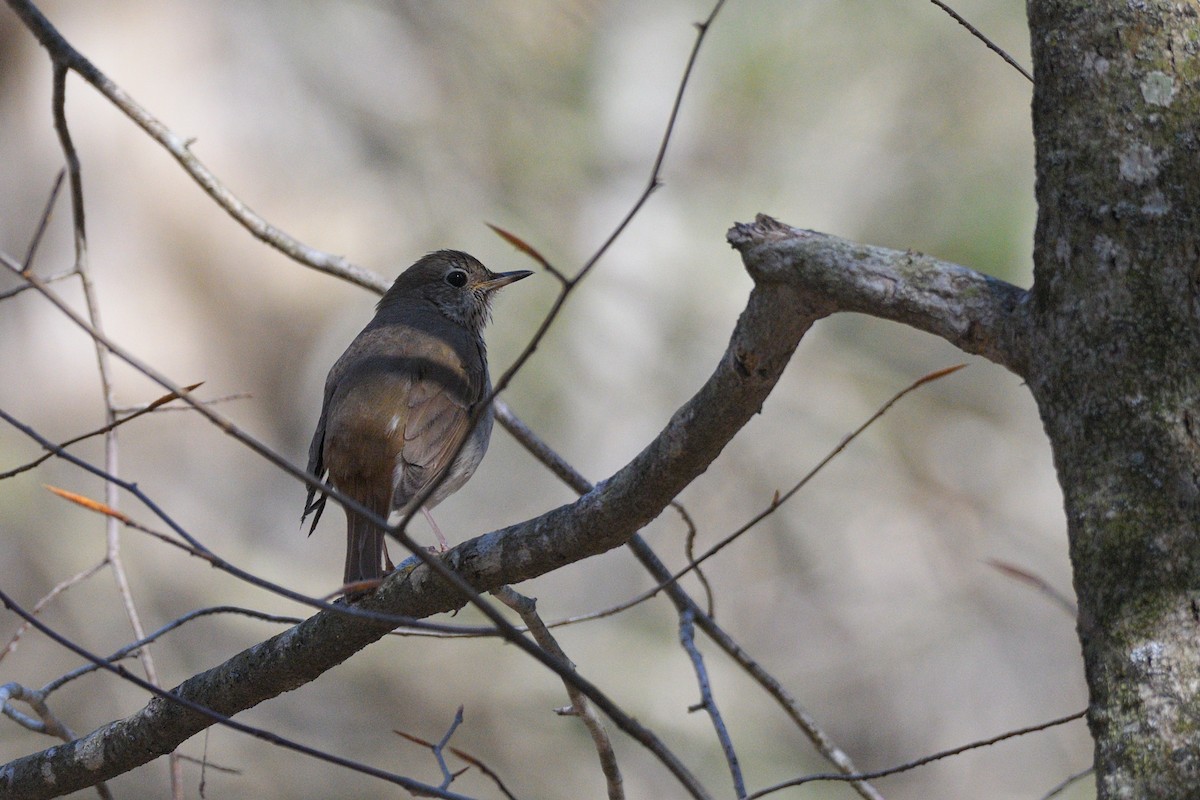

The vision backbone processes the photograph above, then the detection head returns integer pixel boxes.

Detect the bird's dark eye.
[445,269,468,288]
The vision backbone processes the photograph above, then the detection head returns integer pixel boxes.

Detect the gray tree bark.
[1025,1,1200,795]
[738,2,1200,795]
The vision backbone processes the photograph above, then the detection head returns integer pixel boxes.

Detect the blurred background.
[0,1,1091,798]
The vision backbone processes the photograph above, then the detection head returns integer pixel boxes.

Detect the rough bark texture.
[1025,1,1200,796]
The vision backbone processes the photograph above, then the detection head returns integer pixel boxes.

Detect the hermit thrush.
[302,250,531,585]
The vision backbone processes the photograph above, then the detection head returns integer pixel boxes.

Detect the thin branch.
[394,723,521,800]
[493,402,887,800]
[1038,766,1094,800]
[442,749,521,800]
[174,752,241,775]
[627,536,888,800]
[680,609,743,798]
[494,586,624,800]
[660,364,967,589]
[432,707,466,791]
[19,168,62,270]
[41,606,304,695]
[0,590,479,800]
[743,710,1087,799]
[50,50,180,796]
[986,559,1077,617]
[5,0,384,291]
[0,384,202,480]
[551,364,965,630]
[0,265,75,300]
[0,559,108,667]
[563,0,728,288]
[677,502,715,617]
[928,0,1032,82]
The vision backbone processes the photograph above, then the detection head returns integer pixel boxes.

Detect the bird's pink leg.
[422,507,450,552]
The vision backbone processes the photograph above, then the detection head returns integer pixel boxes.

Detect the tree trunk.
[1026,1,1200,795]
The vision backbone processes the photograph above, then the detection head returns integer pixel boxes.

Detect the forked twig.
[394,718,522,800]
[493,402,886,800]
[494,586,624,800]
[680,609,743,797]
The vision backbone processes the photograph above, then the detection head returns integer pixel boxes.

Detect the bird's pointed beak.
[479,269,534,291]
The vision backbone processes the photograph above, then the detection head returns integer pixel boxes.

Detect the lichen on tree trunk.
[1025,1,1200,795]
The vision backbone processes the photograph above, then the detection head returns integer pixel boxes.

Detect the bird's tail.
[344,503,388,586]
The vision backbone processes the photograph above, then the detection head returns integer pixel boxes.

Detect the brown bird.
[302,250,531,586]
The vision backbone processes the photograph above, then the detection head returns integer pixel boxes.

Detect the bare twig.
[0,559,108,666]
[0,265,75,299]
[493,586,624,800]
[441,748,521,800]
[432,707,466,790]
[680,609,743,797]
[564,0,728,288]
[0,384,203,480]
[628,537,888,800]
[1038,766,1094,800]
[394,721,521,799]
[986,559,1077,617]
[42,606,303,695]
[743,710,1087,799]
[48,51,181,795]
[676,502,715,617]
[6,0,383,291]
[493,402,886,800]
[175,751,241,775]
[554,365,967,622]
[928,0,1032,82]
[0,590,478,800]
[663,364,967,583]
[19,169,62,271]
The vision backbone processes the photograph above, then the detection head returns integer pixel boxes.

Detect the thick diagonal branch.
[0,216,1021,798]
[728,215,1030,375]
[0,265,817,799]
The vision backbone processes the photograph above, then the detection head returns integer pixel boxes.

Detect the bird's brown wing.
[304,318,482,581]
[392,336,482,512]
